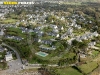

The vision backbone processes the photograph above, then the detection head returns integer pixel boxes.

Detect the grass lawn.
[63,52,76,59]
[6,27,22,33]
[42,36,54,40]
[63,2,82,5]
[78,61,98,74]
[73,28,87,36]
[92,50,99,57]
[96,44,100,47]
[57,67,83,75]
[6,27,27,38]
[0,18,18,24]
[90,66,100,75]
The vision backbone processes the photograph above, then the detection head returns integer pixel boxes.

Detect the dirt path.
[0,70,41,75]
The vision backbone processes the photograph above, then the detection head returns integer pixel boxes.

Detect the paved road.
[2,42,22,64]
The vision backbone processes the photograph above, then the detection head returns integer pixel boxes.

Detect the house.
[0,13,4,18]
[5,54,13,61]
[67,38,75,45]
[5,52,13,61]
[74,24,78,27]
[89,21,92,24]
[56,34,60,38]
[70,22,74,26]
[0,45,4,52]
[37,31,43,37]
[93,31,99,37]
[38,39,42,43]
[0,29,4,36]
[61,16,65,20]
[76,37,82,42]
[88,42,96,47]
[67,27,73,35]
[0,59,4,62]
[61,28,73,39]
[86,33,93,39]
[80,54,86,58]
[80,35,87,40]
[39,45,56,51]
[61,26,64,30]
[5,35,24,41]
[61,32,68,39]
[20,27,28,33]
[53,29,59,33]
[51,20,54,23]
[14,36,24,41]
[77,25,81,29]
[28,29,34,33]
[50,25,58,29]
[41,40,52,45]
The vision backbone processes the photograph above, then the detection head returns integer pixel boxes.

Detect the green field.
[96,44,100,47]
[0,19,18,24]
[78,62,98,74]
[6,27,27,38]
[57,67,83,75]
[92,50,99,57]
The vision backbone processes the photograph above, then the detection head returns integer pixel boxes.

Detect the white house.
[77,25,81,29]
[93,31,99,37]
[0,29,4,36]
[61,26,64,30]
[56,34,60,38]
[61,33,68,39]
[51,20,54,23]
[61,16,65,20]
[76,37,82,42]
[80,54,86,58]
[88,42,96,47]
[5,54,13,61]
[80,35,87,40]
[52,25,58,29]
[38,39,42,42]
[67,27,73,34]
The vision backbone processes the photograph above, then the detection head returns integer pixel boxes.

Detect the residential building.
[5,53,13,61]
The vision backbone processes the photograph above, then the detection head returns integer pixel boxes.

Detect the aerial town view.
[0,0,100,75]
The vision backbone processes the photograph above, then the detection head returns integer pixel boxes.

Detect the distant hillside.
[64,0,100,2]
[0,0,100,3]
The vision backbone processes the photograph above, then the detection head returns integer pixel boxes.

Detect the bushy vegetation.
[0,62,7,70]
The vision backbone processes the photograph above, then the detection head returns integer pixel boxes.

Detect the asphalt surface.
[5,59,23,73]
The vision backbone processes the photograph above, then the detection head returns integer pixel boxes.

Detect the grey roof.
[5,35,24,41]
[39,45,56,50]
[0,45,4,52]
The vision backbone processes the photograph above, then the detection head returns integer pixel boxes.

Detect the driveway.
[5,59,23,73]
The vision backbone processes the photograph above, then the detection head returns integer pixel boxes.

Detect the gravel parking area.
[5,59,23,73]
